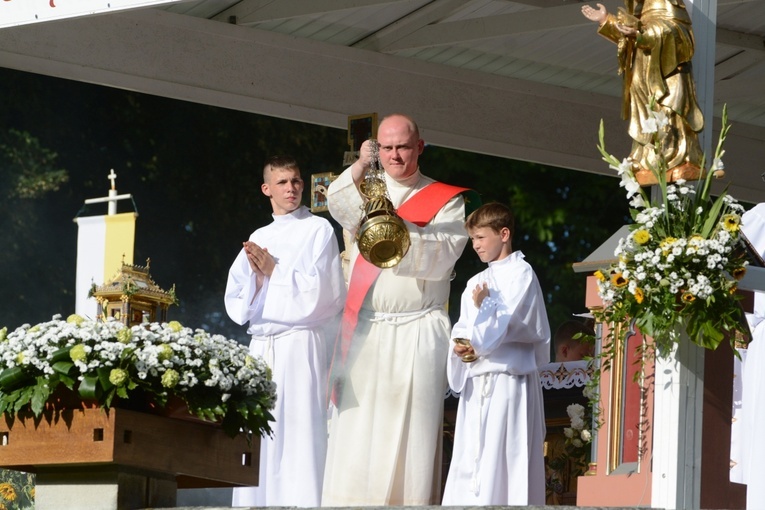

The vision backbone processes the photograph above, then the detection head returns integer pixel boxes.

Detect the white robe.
[738,203,765,508]
[322,167,468,506]
[225,206,345,508]
[442,251,550,506]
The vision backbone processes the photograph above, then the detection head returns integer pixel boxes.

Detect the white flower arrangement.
[0,314,276,439]
[592,104,749,357]
[564,403,592,451]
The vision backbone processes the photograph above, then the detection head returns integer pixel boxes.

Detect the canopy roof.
[1,0,763,202]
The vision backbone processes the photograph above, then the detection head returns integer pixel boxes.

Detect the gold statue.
[582,0,705,185]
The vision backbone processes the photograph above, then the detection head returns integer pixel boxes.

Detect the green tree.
[0,128,70,327]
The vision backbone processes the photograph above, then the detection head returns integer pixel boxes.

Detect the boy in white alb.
[442,202,550,506]
[225,155,346,507]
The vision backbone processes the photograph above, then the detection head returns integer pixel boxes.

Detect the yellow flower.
[611,273,628,288]
[733,266,747,281]
[117,328,133,344]
[729,284,738,295]
[0,327,6,342]
[0,483,16,501]
[109,368,129,387]
[167,321,183,333]
[594,270,607,282]
[69,344,87,363]
[158,344,173,362]
[682,292,696,303]
[633,229,651,245]
[161,369,180,388]
[659,237,677,255]
[722,214,741,232]
[66,314,85,326]
[633,287,644,304]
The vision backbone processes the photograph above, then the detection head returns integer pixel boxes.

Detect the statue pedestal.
[651,329,746,510]
[651,331,705,509]
[634,163,702,186]
[0,407,259,510]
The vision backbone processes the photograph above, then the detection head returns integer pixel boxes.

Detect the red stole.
[330,182,468,404]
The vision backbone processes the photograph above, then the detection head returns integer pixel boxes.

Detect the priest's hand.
[352,139,375,186]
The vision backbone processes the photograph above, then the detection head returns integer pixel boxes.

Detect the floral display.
[592,104,749,359]
[545,402,593,502]
[0,469,34,510]
[0,315,276,440]
[563,403,593,453]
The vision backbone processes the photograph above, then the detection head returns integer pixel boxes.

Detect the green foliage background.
[0,67,629,346]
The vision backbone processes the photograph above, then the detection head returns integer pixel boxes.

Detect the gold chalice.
[453,338,477,363]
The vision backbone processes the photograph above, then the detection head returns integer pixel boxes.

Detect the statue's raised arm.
[581,0,704,185]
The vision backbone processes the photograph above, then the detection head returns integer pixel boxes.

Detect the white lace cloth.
[446,360,592,398]
[538,360,592,390]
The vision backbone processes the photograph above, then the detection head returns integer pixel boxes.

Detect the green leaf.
[97,367,115,392]
[30,380,52,415]
[78,374,101,401]
[12,387,33,413]
[49,347,72,363]
[700,193,727,238]
[0,366,32,391]
[52,360,74,375]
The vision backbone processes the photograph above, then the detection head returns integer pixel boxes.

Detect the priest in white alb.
[322,114,470,506]
[225,155,346,507]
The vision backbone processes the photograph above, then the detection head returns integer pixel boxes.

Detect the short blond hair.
[466,202,514,238]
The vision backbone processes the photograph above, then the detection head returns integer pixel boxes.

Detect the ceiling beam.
[213,0,406,25]
[354,0,469,50]
[210,0,275,23]
[715,50,765,82]
[377,1,763,56]
[378,0,619,52]
[716,27,765,53]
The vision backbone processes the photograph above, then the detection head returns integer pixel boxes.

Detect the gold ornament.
[356,140,410,268]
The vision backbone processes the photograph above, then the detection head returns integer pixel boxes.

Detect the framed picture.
[347,113,378,151]
[310,172,337,213]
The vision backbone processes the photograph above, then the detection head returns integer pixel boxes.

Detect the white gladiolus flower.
[620,173,641,198]
[610,158,633,176]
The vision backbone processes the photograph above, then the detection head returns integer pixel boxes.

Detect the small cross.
[108,169,117,190]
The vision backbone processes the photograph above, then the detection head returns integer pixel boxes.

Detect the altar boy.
[224,155,346,507]
[442,202,550,506]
